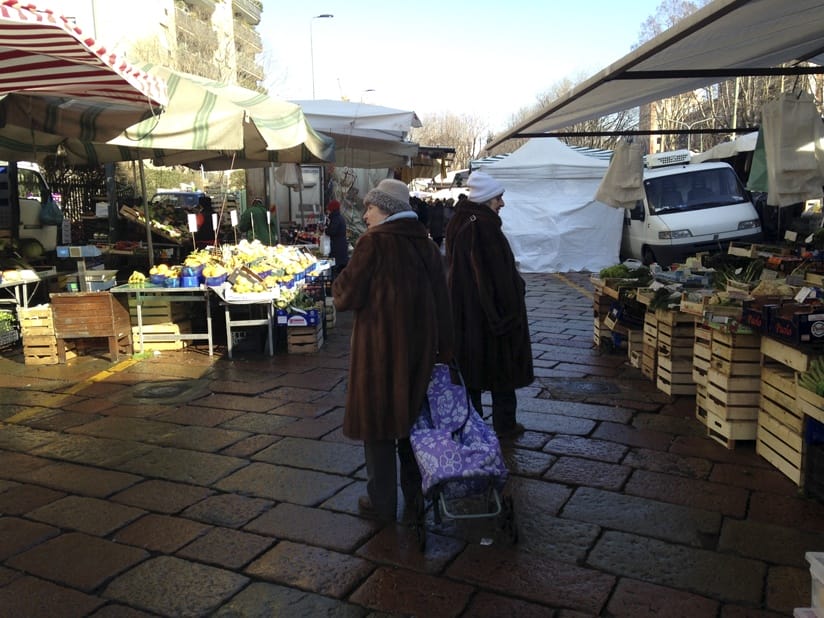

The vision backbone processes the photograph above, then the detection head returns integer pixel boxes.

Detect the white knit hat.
[363,179,411,215]
[468,171,505,204]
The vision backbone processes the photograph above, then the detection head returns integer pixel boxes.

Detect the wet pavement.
[0,271,821,617]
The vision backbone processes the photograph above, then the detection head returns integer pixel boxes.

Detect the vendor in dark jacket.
[333,179,454,522]
[325,199,349,276]
[444,171,534,439]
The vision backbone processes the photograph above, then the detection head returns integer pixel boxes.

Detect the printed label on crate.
[287,307,319,326]
[276,309,288,325]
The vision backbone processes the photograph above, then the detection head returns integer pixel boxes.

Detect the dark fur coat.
[332,217,454,441]
[444,200,534,391]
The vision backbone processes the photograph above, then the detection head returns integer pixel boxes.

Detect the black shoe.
[496,422,525,440]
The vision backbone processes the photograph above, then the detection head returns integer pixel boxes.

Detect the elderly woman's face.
[363,203,388,228]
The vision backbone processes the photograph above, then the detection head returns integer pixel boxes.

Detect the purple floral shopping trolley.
[410,363,517,546]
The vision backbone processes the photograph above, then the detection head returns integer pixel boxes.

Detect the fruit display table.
[110,284,214,356]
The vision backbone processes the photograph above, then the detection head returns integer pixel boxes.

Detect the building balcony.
[232,0,262,25]
[180,0,215,10]
[175,7,217,45]
[237,54,263,82]
[234,23,262,53]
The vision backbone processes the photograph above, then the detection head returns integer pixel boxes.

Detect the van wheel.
[642,247,656,266]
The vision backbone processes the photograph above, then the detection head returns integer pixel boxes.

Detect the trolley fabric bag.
[411,363,508,499]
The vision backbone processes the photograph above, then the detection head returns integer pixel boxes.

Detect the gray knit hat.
[363,179,411,215]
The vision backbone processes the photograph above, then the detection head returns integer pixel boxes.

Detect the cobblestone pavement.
[0,272,821,617]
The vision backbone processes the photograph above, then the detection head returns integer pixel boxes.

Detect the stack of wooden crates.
[18,305,74,365]
[127,297,191,351]
[694,325,761,448]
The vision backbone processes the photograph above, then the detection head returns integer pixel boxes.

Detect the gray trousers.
[363,438,421,521]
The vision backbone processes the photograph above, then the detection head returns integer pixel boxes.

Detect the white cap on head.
[468,172,504,204]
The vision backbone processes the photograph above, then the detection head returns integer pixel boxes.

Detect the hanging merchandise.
[760,91,824,207]
[595,138,645,209]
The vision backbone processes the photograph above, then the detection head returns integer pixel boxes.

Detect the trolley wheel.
[500,495,518,544]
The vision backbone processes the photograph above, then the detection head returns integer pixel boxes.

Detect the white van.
[620,150,762,266]
[0,161,58,254]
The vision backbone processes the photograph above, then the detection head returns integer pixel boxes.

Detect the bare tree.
[411,112,488,170]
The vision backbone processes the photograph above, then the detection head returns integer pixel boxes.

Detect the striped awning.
[0,0,166,145]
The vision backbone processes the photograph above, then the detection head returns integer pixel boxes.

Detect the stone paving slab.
[350,565,474,616]
[6,531,148,592]
[244,503,375,552]
[30,433,154,468]
[181,493,273,528]
[113,513,211,553]
[215,462,351,505]
[16,461,142,498]
[561,486,722,547]
[588,530,766,605]
[0,575,105,617]
[446,544,615,614]
[26,495,145,536]
[103,556,248,616]
[177,526,274,569]
[112,446,247,485]
[252,436,364,475]
[246,540,374,598]
[0,516,60,561]
[109,479,214,514]
[213,581,366,617]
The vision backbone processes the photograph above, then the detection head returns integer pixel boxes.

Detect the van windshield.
[644,167,748,215]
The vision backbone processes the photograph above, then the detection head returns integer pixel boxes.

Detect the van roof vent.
[645,149,691,169]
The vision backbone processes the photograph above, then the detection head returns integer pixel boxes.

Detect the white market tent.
[291,99,421,169]
[691,131,758,163]
[474,138,621,273]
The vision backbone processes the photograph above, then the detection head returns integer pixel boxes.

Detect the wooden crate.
[797,386,824,425]
[18,305,53,335]
[17,305,75,365]
[128,297,189,326]
[655,308,694,326]
[760,364,802,431]
[693,323,712,385]
[287,323,323,354]
[695,383,709,420]
[705,367,760,421]
[657,356,695,395]
[710,330,761,361]
[757,410,804,485]
[131,321,190,351]
[705,408,758,449]
[760,336,811,373]
[50,292,132,362]
[657,320,695,358]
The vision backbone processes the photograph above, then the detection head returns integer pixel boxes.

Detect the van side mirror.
[630,200,645,221]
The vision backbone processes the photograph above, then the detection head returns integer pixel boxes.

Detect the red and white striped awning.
[0,0,166,109]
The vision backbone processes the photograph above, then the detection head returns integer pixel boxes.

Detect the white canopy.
[691,131,758,163]
[487,0,824,148]
[292,99,421,168]
[475,139,621,273]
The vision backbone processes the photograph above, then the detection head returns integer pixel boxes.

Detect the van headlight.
[658,229,692,240]
[738,219,760,230]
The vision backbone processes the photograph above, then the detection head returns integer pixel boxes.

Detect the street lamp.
[310,14,333,99]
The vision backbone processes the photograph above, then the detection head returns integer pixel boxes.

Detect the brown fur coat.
[444,200,534,391]
[332,217,454,441]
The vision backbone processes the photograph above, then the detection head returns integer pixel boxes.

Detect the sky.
[259,0,665,134]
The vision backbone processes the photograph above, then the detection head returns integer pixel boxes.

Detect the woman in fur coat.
[332,178,453,522]
[444,171,534,439]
